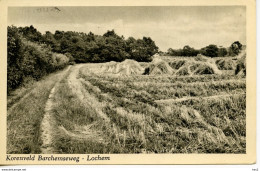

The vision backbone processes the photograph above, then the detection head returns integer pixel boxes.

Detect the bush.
[202,44,219,57]
[7,26,69,94]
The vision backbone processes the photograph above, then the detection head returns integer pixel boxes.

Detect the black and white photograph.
[6,6,247,155]
[1,0,256,166]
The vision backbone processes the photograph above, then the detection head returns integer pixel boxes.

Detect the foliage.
[7,26,24,92]
[18,25,43,42]
[167,42,242,58]
[167,46,199,56]
[7,26,69,94]
[8,25,159,93]
[182,45,199,56]
[40,29,158,63]
[11,26,159,64]
[201,44,219,57]
[218,47,228,57]
[229,41,243,56]
[126,36,158,62]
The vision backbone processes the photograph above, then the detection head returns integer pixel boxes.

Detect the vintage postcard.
[0,0,256,165]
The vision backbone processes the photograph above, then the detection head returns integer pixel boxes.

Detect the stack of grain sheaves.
[144,54,222,76]
[235,52,246,77]
[101,59,145,75]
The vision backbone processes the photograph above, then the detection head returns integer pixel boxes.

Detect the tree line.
[15,25,159,63]
[7,25,159,93]
[166,41,243,57]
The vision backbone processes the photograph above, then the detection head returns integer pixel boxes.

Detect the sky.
[8,6,246,51]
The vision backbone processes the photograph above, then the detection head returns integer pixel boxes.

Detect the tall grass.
[7,67,70,154]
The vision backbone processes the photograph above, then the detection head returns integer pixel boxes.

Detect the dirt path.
[41,64,107,152]
[40,66,71,154]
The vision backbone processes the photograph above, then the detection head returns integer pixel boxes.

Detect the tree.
[167,46,198,56]
[87,32,95,41]
[126,37,158,62]
[143,37,159,56]
[202,44,219,57]
[229,41,242,56]
[167,48,183,56]
[167,48,174,55]
[182,45,199,56]
[18,25,43,42]
[199,47,207,56]
[126,37,137,58]
[38,28,159,63]
[218,47,228,57]
[99,31,129,62]
[7,26,24,93]
[103,30,118,38]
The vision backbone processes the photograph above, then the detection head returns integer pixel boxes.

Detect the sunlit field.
[7,54,246,154]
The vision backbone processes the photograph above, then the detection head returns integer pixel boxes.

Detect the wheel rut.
[40,66,71,154]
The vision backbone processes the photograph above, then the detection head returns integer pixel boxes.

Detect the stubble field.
[7,55,246,154]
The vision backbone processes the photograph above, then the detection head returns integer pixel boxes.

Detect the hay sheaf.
[193,64,215,75]
[175,62,219,76]
[235,53,246,76]
[215,59,236,70]
[194,54,209,62]
[145,57,222,76]
[101,59,144,75]
[144,59,174,75]
[169,60,186,70]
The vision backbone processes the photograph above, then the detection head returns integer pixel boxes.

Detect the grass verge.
[7,67,70,154]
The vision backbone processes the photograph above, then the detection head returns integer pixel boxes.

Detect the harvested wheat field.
[7,55,246,154]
